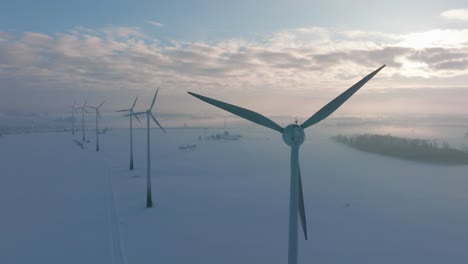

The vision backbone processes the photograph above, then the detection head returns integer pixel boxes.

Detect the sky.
[0,1,467,127]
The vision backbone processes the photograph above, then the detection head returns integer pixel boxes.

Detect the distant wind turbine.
[188,65,385,264]
[76,100,88,142]
[116,96,142,170]
[67,100,78,135]
[132,88,166,208]
[87,101,105,152]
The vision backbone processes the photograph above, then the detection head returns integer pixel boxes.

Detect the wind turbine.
[188,65,385,264]
[67,100,78,135]
[116,96,142,170]
[76,100,88,142]
[87,101,105,152]
[132,88,166,208]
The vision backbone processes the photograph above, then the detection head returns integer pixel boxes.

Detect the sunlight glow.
[398,29,468,49]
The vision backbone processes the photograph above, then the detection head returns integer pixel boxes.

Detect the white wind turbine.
[67,100,78,135]
[116,96,142,170]
[87,101,105,152]
[132,88,166,208]
[76,100,88,142]
[188,65,385,264]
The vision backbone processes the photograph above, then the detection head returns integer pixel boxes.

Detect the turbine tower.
[67,100,78,135]
[87,101,105,152]
[76,100,88,142]
[116,96,142,170]
[188,65,385,264]
[132,88,166,208]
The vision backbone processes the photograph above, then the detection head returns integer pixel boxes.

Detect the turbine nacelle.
[131,88,167,134]
[282,124,305,147]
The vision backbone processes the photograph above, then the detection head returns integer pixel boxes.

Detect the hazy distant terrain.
[332,133,468,165]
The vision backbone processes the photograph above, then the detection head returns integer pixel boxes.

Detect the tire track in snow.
[104,157,128,264]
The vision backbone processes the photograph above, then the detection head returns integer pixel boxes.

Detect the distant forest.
[332,134,468,165]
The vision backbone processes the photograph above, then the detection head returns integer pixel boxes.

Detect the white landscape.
[1,122,468,264]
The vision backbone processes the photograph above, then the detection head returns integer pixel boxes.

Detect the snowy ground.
[1,124,468,264]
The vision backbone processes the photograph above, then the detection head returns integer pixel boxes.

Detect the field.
[1,124,468,264]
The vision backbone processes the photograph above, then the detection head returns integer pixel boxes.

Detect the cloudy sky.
[1,0,467,127]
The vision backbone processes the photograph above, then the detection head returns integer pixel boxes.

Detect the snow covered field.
[1,124,468,264]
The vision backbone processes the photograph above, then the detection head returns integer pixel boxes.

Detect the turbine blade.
[301,65,385,129]
[133,111,146,115]
[187,92,283,133]
[132,96,138,109]
[98,100,105,108]
[132,110,142,125]
[115,109,129,112]
[97,109,102,120]
[150,88,159,110]
[150,113,166,134]
[298,164,308,240]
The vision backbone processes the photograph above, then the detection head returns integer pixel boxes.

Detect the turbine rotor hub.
[282,124,305,147]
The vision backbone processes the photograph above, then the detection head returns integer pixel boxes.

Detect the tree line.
[332,134,468,165]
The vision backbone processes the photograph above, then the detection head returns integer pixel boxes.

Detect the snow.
[1,124,468,263]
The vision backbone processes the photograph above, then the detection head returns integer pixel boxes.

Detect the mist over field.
[2,115,468,263]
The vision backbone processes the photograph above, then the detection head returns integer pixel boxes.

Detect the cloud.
[433,59,468,71]
[407,47,468,71]
[146,20,164,27]
[441,9,468,21]
[397,29,468,48]
[1,25,468,122]
[1,26,467,87]
[101,26,144,38]
[0,31,12,42]
[341,30,400,41]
